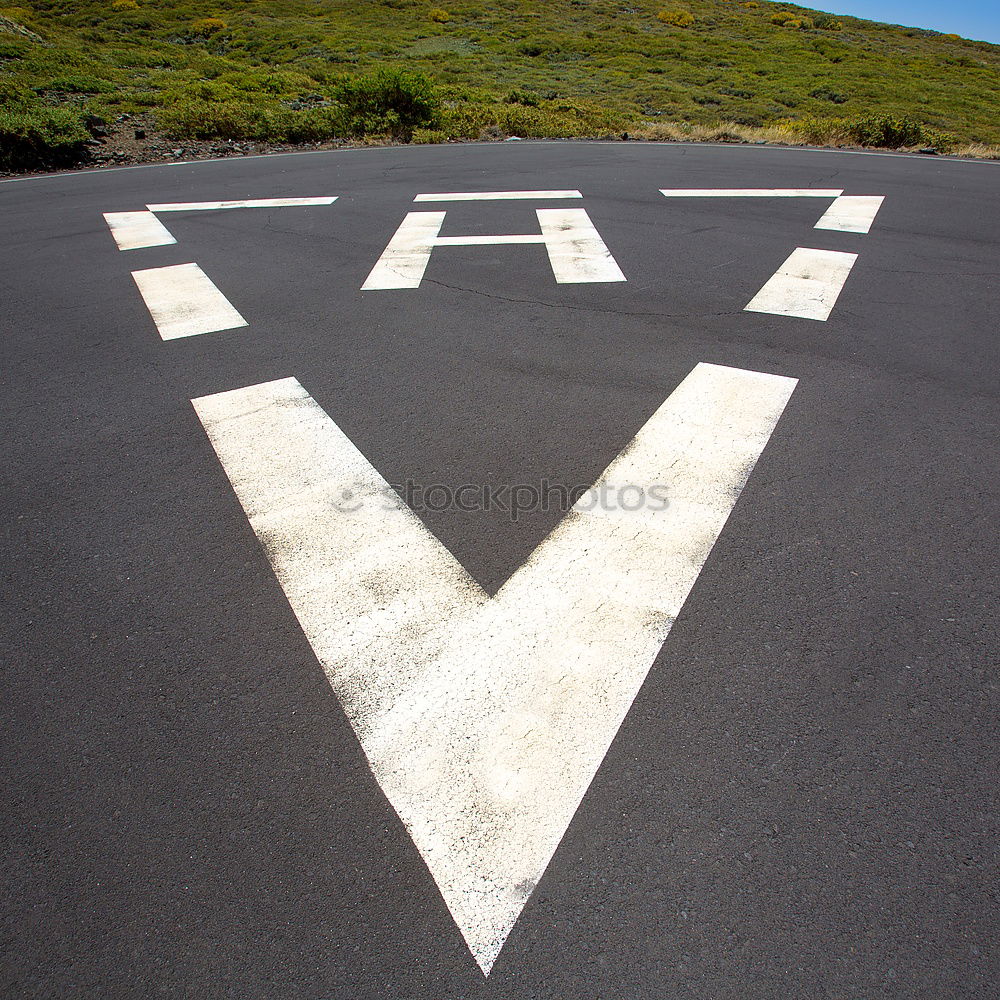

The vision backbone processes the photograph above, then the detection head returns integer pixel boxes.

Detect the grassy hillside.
[2,0,1000,170]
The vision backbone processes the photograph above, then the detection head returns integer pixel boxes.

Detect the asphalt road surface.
[2,142,997,999]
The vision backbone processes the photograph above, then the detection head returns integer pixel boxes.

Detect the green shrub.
[0,36,31,60]
[412,127,446,143]
[157,100,345,142]
[0,105,91,170]
[658,9,696,27]
[439,100,626,140]
[0,78,33,109]
[157,100,259,140]
[163,80,241,104]
[428,7,449,22]
[190,17,225,38]
[845,113,927,147]
[809,87,849,103]
[158,68,439,144]
[34,74,115,95]
[812,12,842,30]
[518,41,557,56]
[333,67,438,137]
[505,89,539,106]
[793,113,953,150]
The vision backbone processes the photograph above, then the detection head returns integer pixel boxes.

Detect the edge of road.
[2,138,999,187]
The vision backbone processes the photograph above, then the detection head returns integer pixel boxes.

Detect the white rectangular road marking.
[435,235,547,246]
[814,194,885,234]
[745,247,858,321]
[192,362,796,975]
[145,197,337,212]
[536,208,627,283]
[361,211,447,289]
[132,262,248,340]
[361,208,625,289]
[660,188,843,198]
[103,210,177,251]
[414,190,582,202]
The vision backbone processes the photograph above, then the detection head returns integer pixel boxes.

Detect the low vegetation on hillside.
[2,0,999,170]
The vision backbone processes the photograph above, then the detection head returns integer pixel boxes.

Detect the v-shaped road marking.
[192,362,797,973]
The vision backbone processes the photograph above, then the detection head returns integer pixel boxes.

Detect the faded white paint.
[536,208,627,283]
[145,197,338,211]
[814,195,885,234]
[659,188,844,198]
[104,210,177,251]
[745,247,858,321]
[361,208,625,289]
[414,191,583,202]
[361,211,446,289]
[192,362,797,974]
[132,262,248,339]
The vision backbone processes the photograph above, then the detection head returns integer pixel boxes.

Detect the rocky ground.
[0,112,358,180]
[83,113,350,168]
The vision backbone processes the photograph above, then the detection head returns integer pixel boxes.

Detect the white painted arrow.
[191,363,797,973]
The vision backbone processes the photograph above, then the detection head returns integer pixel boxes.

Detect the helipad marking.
[414,191,583,202]
[362,208,626,289]
[132,262,248,339]
[103,210,177,251]
[814,194,885,234]
[145,197,338,211]
[435,234,547,246]
[745,247,858,321]
[659,188,844,197]
[192,362,797,974]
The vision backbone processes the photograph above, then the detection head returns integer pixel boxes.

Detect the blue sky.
[799,1,1000,43]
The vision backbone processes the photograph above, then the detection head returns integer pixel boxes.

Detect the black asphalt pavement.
[2,142,998,999]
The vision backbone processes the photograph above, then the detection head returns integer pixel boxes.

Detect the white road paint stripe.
[435,235,547,246]
[103,210,177,250]
[192,362,797,974]
[414,190,583,201]
[362,207,625,289]
[361,211,446,289]
[536,208,627,283]
[745,247,858,321]
[814,194,885,234]
[660,188,843,197]
[132,262,248,340]
[145,197,337,211]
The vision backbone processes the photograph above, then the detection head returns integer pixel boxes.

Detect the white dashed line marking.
[145,197,338,211]
[131,262,248,339]
[103,210,177,251]
[814,195,885,234]
[745,247,858,321]
[659,188,844,197]
[413,190,583,201]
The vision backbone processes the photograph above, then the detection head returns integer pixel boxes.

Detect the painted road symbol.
[104,187,884,334]
[191,363,797,973]
[96,185,889,971]
[361,207,626,288]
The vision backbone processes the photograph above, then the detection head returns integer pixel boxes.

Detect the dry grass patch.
[953,143,1000,159]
